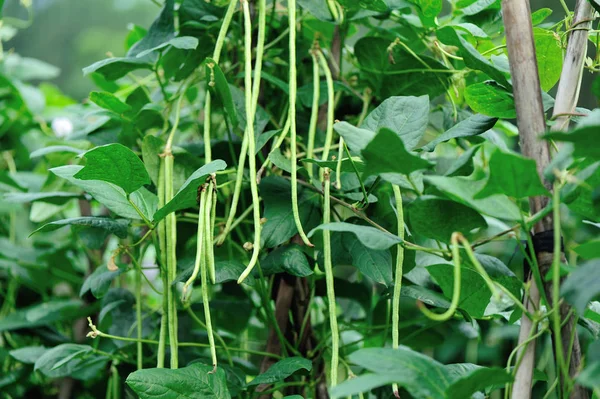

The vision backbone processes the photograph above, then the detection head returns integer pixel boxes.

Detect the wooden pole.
[503,1,591,398]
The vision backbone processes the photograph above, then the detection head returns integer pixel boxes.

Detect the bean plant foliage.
[1,0,600,398]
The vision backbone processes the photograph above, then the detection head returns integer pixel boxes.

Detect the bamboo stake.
[503,1,591,398]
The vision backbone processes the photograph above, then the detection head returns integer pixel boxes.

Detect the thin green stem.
[552,184,568,388]
[335,137,344,189]
[186,307,233,366]
[391,184,404,397]
[127,196,154,228]
[209,182,217,283]
[237,0,264,283]
[343,142,368,205]
[322,169,339,386]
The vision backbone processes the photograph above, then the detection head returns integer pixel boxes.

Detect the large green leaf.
[331,347,451,399]
[80,265,126,298]
[408,196,487,242]
[309,222,402,250]
[34,344,109,380]
[333,122,375,153]
[355,37,451,99]
[456,0,499,15]
[3,191,82,205]
[408,0,442,18]
[75,143,151,195]
[153,160,227,222]
[561,259,600,314]
[135,36,199,59]
[445,366,513,399]
[464,82,516,118]
[437,26,510,87]
[30,217,129,238]
[127,0,175,58]
[362,128,433,180]
[533,28,563,92]
[362,96,430,150]
[423,114,497,151]
[205,58,239,128]
[262,245,313,277]
[51,165,155,220]
[89,91,132,115]
[0,299,85,332]
[9,346,48,364]
[424,174,521,220]
[344,234,393,286]
[577,361,600,389]
[427,264,492,318]
[83,57,153,80]
[126,362,231,399]
[475,150,549,199]
[260,176,321,248]
[247,357,312,386]
[544,109,600,160]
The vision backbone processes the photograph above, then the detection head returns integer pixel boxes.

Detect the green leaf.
[135,36,199,58]
[153,160,227,222]
[83,57,153,81]
[544,109,600,160]
[126,362,231,399]
[89,91,132,115]
[206,58,239,128]
[51,165,154,220]
[297,0,334,21]
[215,260,255,285]
[260,176,321,248]
[141,135,164,186]
[577,361,600,389]
[34,344,108,380]
[445,367,513,399]
[424,175,522,220]
[344,234,393,286]
[30,145,85,159]
[9,346,47,364]
[302,157,365,173]
[355,37,451,99]
[0,299,85,332]
[127,0,175,58]
[248,357,312,386]
[574,238,600,259]
[362,96,430,150]
[464,82,516,118]
[475,150,549,199]
[80,265,126,298]
[362,128,433,180]
[75,143,151,195]
[332,347,450,399]
[534,28,563,91]
[333,122,375,153]
[30,217,129,238]
[423,114,497,151]
[408,0,442,18]
[561,259,600,314]
[456,0,499,15]
[531,8,553,25]
[401,285,451,308]
[3,191,82,205]
[357,0,388,12]
[262,245,313,277]
[437,27,510,87]
[308,222,401,250]
[427,264,492,318]
[408,196,487,242]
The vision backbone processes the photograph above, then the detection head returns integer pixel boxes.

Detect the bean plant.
[1,0,600,398]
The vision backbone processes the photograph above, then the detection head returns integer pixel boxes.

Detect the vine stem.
[237,0,264,284]
[418,232,461,321]
[322,169,339,387]
[289,0,313,247]
[391,184,404,398]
